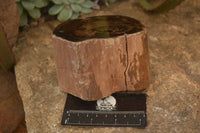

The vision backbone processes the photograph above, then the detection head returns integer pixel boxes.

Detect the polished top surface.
[53,15,144,42]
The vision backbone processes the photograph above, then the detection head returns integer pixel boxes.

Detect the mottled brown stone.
[0,0,20,45]
[0,69,24,133]
[53,15,150,101]
[125,32,150,90]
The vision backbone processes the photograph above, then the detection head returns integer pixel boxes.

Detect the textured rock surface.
[0,69,25,133]
[14,0,200,132]
[0,0,20,45]
[53,16,150,100]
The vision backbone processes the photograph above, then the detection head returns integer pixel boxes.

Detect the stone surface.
[0,0,20,45]
[13,120,27,133]
[53,16,150,101]
[14,0,200,132]
[0,69,25,133]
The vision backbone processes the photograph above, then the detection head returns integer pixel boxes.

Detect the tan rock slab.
[14,0,200,132]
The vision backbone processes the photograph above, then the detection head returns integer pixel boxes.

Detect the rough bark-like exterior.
[53,15,150,101]
[53,36,127,100]
[125,33,150,90]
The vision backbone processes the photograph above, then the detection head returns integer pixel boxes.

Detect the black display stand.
[61,93,147,127]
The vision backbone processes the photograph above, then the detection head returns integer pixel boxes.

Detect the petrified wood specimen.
[53,15,150,101]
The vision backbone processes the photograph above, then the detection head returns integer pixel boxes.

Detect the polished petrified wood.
[53,15,150,101]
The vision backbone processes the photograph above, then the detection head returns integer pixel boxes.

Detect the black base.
[61,92,147,127]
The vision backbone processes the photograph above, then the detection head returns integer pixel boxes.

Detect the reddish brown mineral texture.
[0,0,20,45]
[53,15,150,101]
